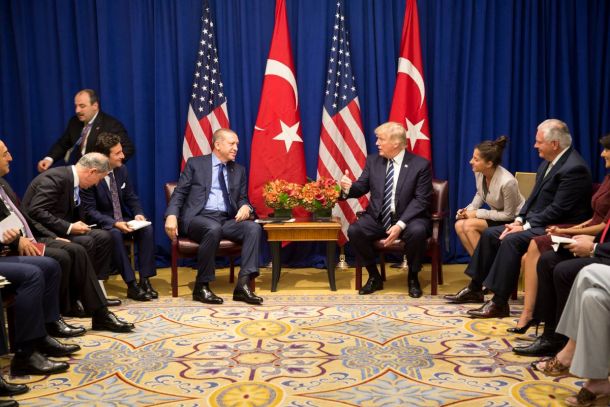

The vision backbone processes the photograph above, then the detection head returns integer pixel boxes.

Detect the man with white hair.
[445,119,592,318]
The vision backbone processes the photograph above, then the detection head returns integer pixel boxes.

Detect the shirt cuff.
[515,216,523,224]
[44,157,54,164]
[522,221,531,230]
[396,220,406,230]
[67,224,73,235]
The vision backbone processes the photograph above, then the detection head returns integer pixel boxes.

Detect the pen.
[88,224,97,228]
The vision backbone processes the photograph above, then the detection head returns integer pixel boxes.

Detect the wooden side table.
[263,218,341,291]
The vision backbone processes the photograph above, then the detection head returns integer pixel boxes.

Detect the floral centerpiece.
[262,179,302,218]
[300,177,341,220]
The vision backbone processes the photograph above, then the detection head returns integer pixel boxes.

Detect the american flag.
[317,0,368,245]
[181,0,229,170]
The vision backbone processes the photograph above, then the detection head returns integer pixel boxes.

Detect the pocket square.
[120,182,126,189]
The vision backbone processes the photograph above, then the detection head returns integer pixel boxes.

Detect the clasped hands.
[1,228,42,256]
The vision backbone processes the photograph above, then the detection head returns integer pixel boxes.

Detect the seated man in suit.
[0,140,132,332]
[81,133,156,301]
[340,121,432,298]
[165,128,263,305]
[513,231,610,356]
[0,255,79,376]
[445,119,592,318]
[37,89,135,172]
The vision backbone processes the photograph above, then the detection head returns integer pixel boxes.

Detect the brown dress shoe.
[444,286,484,303]
[467,300,510,318]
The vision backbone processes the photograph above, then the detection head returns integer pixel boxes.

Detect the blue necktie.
[74,186,81,207]
[66,122,93,164]
[381,159,394,230]
[108,172,123,221]
[218,164,235,217]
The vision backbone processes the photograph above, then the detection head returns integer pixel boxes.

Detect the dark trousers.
[534,249,610,331]
[347,213,431,275]
[186,211,262,284]
[0,256,61,345]
[70,229,113,279]
[42,238,107,314]
[465,225,544,303]
[108,224,156,284]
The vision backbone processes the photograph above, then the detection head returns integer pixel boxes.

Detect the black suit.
[465,147,592,303]
[534,236,610,331]
[45,111,135,165]
[0,256,61,347]
[20,167,114,281]
[165,155,261,284]
[345,151,432,275]
[0,177,107,314]
[80,165,156,284]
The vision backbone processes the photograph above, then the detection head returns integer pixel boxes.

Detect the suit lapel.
[526,148,572,207]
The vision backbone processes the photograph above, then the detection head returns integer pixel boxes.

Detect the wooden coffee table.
[263,218,341,291]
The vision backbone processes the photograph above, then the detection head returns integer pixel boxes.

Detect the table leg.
[326,241,337,291]
[271,242,281,292]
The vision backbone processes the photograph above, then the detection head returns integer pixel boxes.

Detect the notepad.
[127,220,152,231]
[550,235,577,252]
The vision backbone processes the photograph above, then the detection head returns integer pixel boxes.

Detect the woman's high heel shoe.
[506,318,540,335]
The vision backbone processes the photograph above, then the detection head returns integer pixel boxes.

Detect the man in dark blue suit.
[445,119,593,318]
[80,133,156,301]
[340,122,432,298]
[165,128,263,305]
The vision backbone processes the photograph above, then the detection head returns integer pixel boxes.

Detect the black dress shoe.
[140,278,158,299]
[0,400,18,407]
[193,285,223,304]
[408,276,422,298]
[37,335,81,357]
[127,283,152,301]
[106,298,122,307]
[359,277,383,295]
[92,309,135,333]
[46,318,86,338]
[444,286,484,304]
[512,334,567,357]
[63,300,88,318]
[467,300,510,318]
[0,375,29,397]
[10,351,69,376]
[233,284,263,305]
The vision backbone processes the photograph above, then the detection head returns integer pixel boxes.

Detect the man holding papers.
[81,133,157,300]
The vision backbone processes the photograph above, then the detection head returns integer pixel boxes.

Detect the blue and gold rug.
[4,294,582,406]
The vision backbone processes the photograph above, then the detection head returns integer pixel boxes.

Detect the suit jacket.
[0,177,55,246]
[165,155,252,231]
[518,147,592,228]
[466,165,525,221]
[20,167,82,238]
[80,165,144,230]
[345,151,432,226]
[46,111,135,164]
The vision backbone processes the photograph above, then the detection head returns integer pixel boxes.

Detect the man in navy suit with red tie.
[340,122,432,298]
[80,133,157,301]
[165,128,263,305]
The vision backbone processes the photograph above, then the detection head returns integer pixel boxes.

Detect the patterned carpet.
[2,291,584,406]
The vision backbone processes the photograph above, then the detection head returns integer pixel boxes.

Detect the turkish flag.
[388,0,432,161]
[249,0,307,218]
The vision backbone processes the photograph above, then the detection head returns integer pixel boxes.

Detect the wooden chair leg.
[379,254,387,281]
[171,244,179,297]
[355,264,363,290]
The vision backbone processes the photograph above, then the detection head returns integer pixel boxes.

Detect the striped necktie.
[381,159,394,230]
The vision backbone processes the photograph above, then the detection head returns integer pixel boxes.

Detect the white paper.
[0,213,24,235]
[127,220,152,231]
[550,235,577,252]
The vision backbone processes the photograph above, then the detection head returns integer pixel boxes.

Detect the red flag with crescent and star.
[388,0,432,161]
[248,0,307,218]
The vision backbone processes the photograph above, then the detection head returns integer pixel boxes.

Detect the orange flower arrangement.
[262,179,302,209]
[300,177,341,212]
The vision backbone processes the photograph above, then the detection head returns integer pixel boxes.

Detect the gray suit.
[556,264,610,379]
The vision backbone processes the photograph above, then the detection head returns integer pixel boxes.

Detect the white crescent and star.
[397,57,429,148]
[256,58,303,153]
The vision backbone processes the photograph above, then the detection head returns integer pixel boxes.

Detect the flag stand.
[336,246,349,269]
